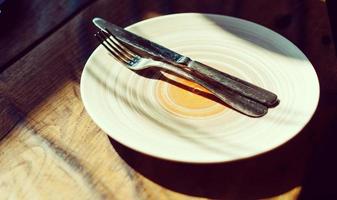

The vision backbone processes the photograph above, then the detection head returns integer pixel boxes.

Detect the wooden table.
[1,0,336,199]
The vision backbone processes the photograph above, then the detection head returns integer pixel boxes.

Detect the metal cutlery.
[95,29,268,117]
[93,17,279,107]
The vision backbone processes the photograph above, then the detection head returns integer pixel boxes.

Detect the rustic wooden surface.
[0,0,93,72]
[0,0,336,199]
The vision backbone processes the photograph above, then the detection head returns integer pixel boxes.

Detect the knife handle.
[188,75,268,117]
[186,61,278,107]
[160,62,268,117]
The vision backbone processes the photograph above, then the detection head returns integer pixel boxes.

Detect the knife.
[93,17,278,107]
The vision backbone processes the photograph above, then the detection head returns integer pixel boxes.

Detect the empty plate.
[80,13,319,163]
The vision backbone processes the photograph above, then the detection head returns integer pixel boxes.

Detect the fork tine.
[100,30,134,62]
[95,31,130,65]
[104,29,138,58]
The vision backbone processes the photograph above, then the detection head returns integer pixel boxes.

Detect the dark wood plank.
[326,0,337,55]
[0,0,138,113]
[0,0,94,72]
[0,96,22,140]
[298,93,337,200]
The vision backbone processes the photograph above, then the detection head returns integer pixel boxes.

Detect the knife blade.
[93,17,278,107]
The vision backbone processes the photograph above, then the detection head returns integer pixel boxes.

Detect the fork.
[95,29,268,117]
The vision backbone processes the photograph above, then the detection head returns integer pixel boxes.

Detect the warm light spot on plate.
[155,72,226,118]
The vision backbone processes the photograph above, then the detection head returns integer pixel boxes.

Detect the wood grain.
[0,0,93,71]
[0,96,22,140]
[0,0,336,199]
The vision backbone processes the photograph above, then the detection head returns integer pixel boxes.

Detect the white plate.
[80,13,319,163]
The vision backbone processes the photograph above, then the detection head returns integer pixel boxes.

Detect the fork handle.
[186,61,278,107]
[160,63,268,117]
